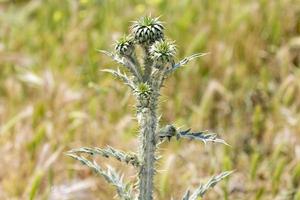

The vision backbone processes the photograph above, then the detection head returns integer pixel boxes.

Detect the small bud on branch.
[157,124,230,146]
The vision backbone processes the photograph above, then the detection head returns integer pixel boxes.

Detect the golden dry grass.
[0,0,300,199]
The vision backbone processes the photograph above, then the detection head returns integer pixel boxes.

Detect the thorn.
[180,128,191,135]
[159,136,164,141]
[167,136,171,141]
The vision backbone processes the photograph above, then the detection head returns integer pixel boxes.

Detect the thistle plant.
[67,16,232,200]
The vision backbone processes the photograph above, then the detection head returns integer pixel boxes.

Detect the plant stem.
[137,97,158,200]
[142,46,153,82]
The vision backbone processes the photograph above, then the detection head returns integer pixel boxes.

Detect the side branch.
[66,153,134,200]
[102,68,136,90]
[68,146,140,167]
[156,125,229,146]
[167,52,209,75]
[182,171,233,200]
[98,50,143,82]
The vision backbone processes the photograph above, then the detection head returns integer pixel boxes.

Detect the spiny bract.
[136,83,152,96]
[131,16,164,44]
[150,40,176,65]
[115,35,135,56]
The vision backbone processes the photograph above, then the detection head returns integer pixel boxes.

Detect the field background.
[1,0,300,199]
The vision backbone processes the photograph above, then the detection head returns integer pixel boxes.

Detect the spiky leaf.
[168,53,209,74]
[102,68,135,90]
[68,146,140,167]
[178,129,230,146]
[188,171,233,200]
[66,153,134,200]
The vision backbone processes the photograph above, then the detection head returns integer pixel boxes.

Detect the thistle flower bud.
[157,124,177,141]
[135,83,152,106]
[115,35,135,56]
[136,83,152,96]
[132,16,164,45]
[150,40,176,68]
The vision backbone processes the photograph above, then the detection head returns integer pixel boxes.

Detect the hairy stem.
[137,96,158,200]
[142,46,153,82]
[130,53,143,78]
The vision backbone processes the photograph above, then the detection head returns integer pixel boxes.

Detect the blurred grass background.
[0,0,300,199]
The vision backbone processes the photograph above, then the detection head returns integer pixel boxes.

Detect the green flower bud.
[136,83,152,96]
[135,83,153,106]
[157,125,177,141]
[115,35,134,56]
[132,16,164,45]
[150,40,176,67]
